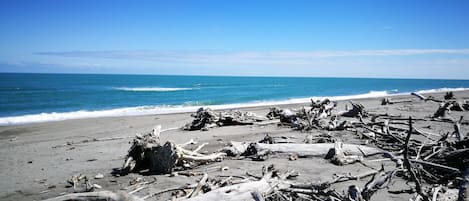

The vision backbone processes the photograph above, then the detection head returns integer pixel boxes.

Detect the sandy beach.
[1,90,469,201]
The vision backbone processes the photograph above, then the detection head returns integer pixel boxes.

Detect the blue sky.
[1,0,469,79]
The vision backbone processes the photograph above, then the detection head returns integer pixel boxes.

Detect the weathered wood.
[458,167,469,201]
[188,173,208,198]
[122,126,225,174]
[361,169,396,201]
[444,91,455,100]
[381,97,413,105]
[223,141,383,157]
[404,117,430,201]
[182,169,281,201]
[411,92,428,101]
[433,102,453,119]
[183,108,267,131]
[182,179,272,201]
[326,141,363,165]
[411,92,443,102]
[341,101,368,117]
[43,191,143,201]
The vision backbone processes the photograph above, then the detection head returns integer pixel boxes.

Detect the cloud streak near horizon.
[35,48,469,66]
[1,48,467,79]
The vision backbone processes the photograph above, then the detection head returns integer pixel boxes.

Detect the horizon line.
[1,71,469,81]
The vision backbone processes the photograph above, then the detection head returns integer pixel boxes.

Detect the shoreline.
[1,90,468,200]
[2,87,468,127]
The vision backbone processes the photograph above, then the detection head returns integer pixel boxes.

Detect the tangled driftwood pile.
[183,107,268,131]
[266,99,358,131]
[120,125,225,175]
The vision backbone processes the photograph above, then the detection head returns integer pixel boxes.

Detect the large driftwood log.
[183,179,275,201]
[411,92,443,103]
[43,191,143,201]
[381,97,413,105]
[180,166,285,201]
[223,141,384,158]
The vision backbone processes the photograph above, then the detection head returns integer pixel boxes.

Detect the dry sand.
[1,90,469,200]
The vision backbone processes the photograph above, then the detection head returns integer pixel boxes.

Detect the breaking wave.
[0,87,467,126]
[416,87,469,94]
[114,87,193,92]
[0,90,390,126]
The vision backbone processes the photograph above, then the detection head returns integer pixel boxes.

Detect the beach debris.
[121,125,226,174]
[325,141,364,166]
[361,168,397,201]
[411,92,443,102]
[432,101,466,119]
[445,91,455,100]
[43,191,143,201]
[266,99,352,131]
[266,107,298,124]
[266,107,282,120]
[341,101,369,117]
[66,174,100,193]
[183,107,267,131]
[381,97,413,105]
[52,136,131,148]
[94,173,104,179]
[214,92,469,200]
[222,140,383,159]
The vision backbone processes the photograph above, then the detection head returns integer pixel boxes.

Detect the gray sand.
[1,91,469,200]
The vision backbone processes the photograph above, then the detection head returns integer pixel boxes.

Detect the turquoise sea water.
[1,73,469,125]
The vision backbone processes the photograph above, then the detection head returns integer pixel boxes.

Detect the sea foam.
[114,87,193,92]
[416,87,469,94]
[0,87,466,126]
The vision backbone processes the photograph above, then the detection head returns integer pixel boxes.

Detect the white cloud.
[1,48,467,79]
[35,49,469,66]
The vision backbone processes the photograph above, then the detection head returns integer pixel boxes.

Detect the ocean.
[1,73,469,126]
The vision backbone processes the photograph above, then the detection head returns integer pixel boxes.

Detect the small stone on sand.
[94,173,104,179]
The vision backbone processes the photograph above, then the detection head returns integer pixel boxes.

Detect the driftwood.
[404,117,430,201]
[411,92,443,102]
[341,101,369,117]
[433,102,454,119]
[381,97,412,105]
[310,98,337,118]
[182,175,276,201]
[43,191,143,201]
[178,165,391,201]
[121,125,225,174]
[222,141,384,159]
[325,141,363,165]
[266,107,284,120]
[268,100,347,131]
[445,92,455,100]
[183,107,267,131]
[66,174,101,193]
[361,168,397,201]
